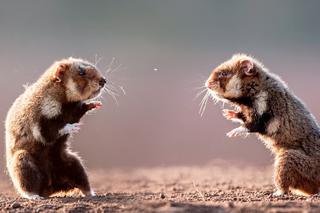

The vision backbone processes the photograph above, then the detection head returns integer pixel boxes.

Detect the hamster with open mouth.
[205,54,320,196]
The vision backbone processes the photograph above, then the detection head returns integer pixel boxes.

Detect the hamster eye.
[218,71,231,78]
[79,66,86,76]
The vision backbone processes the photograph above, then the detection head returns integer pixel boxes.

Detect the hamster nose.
[99,77,107,87]
[205,80,214,89]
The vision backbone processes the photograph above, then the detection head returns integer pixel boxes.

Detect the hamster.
[205,54,320,196]
[5,57,106,199]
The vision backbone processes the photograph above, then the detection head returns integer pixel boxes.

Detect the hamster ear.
[52,63,70,82]
[240,59,255,76]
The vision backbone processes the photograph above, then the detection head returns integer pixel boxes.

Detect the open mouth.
[208,89,226,103]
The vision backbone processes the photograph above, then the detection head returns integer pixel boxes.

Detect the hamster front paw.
[223,109,237,120]
[59,123,82,136]
[226,126,249,138]
[86,101,102,111]
[223,109,244,124]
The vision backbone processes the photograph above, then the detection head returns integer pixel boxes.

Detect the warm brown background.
[1,0,320,173]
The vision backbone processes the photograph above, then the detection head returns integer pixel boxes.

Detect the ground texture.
[1,165,320,212]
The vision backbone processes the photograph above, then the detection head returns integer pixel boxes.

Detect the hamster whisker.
[99,57,126,105]
[104,58,124,76]
[200,91,210,117]
[199,90,210,117]
[193,88,208,101]
[105,78,126,96]
[103,85,120,106]
[104,85,119,97]
[94,54,103,67]
[107,63,123,75]
[119,86,126,96]
[103,88,118,105]
[105,57,116,75]
[192,85,207,91]
[106,80,119,90]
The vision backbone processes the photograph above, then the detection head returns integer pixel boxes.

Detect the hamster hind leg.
[9,150,46,199]
[51,152,94,197]
[274,150,319,196]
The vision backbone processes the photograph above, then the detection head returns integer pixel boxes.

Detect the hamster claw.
[227,126,249,138]
[59,123,82,136]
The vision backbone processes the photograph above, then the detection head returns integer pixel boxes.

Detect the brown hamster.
[205,54,320,196]
[5,57,106,199]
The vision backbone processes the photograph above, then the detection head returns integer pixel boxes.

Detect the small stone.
[160,193,166,199]
[11,202,21,209]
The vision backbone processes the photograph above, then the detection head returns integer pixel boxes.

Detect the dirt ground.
[1,164,320,213]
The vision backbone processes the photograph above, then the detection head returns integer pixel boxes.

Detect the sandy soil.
[1,164,320,213]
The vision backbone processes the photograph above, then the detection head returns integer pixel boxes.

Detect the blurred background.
[1,0,320,173]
